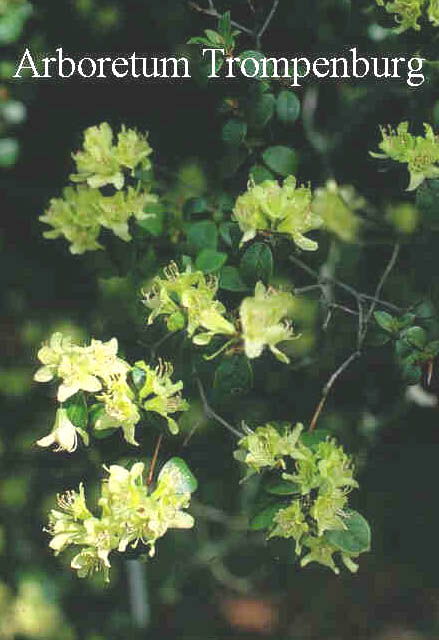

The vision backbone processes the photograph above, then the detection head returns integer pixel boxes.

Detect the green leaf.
[240,242,273,285]
[300,429,331,448]
[222,119,247,146]
[0,2,32,45]
[401,360,421,385]
[158,457,198,494]
[218,11,231,37]
[239,50,272,79]
[187,36,210,45]
[324,510,371,554]
[195,249,227,273]
[137,203,164,237]
[219,266,249,292]
[246,94,275,129]
[204,29,222,44]
[183,197,208,217]
[276,90,301,125]
[262,145,297,177]
[214,355,253,395]
[93,427,118,440]
[263,477,300,495]
[249,502,283,531]
[218,146,248,178]
[0,138,19,168]
[401,326,427,349]
[219,221,238,247]
[249,164,275,184]
[187,220,218,251]
[130,366,147,390]
[398,313,416,330]
[374,310,395,333]
[64,392,88,429]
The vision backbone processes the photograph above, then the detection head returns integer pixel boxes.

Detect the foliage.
[5,0,439,636]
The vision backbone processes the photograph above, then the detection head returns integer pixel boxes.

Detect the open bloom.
[144,262,235,345]
[239,282,297,363]
[371,122,439,190]
[45,459,197,581]
[37,408,89,453]
[233,176,323,249]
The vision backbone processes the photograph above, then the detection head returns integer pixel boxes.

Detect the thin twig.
[189,1,254,36]
[292,244,401,431]
[147,434,163,485]
[196,377,243,439]
[361,243,401,341]
[309,351,361,431]
[289,253,403,314]
[256,0,280,48]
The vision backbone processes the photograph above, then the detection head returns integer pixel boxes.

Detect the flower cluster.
[144,262,236,345]
[39,122,157,254]
[34,332,188,449]
[312,180,364,243]
[239,282,297,363]
[233,176,323,250]
[371,122,439,191]
[235,423,370,574]
[46,459,197,582]
[233,422,302,473]
[376,0,439,30]
[40,185,156,255]
[70,122,153,189]
[134,360,189,435]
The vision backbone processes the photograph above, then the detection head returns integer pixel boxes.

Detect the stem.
[189,1,254,35]
[196,377,243,439]
[309,351,361,431]
[300,243,401,431]
[203,337,238,361]
[361,243,400,342]
[256,0,280,48]
[147,434,163,485]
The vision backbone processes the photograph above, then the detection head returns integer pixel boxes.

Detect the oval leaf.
[249,502,283,531]
[158,457,198,494]
[187,220,218,251]
[219,266,249,292]
[214,354,253,396]
[195,249,227,273]
[262,145,297,177]
[324,510,371,554]
[264,477,301,496]
[222,119,247,146]
[240,242,273,285]
[276,90,300,125]
[64,392,88,429]
[374,310,395,333]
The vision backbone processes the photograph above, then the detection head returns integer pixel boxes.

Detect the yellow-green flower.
[268,501,309,554]
[39,186,103,255]
[376,0,425,31]
[40,184,157,254]
[371,122,439,190]
[37,407,89,453]
[144,262,235,345]
[46,459,196,582]
[239,282,297,363]
[233,176,323,250]
[234,422,366,574]
[135,360,189,435]
[312,180,363,243]
[234,422,303,472]
[70,122,153,189]
[95,376,141,446]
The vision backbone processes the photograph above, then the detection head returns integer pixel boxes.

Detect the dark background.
[2,1,439,638]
